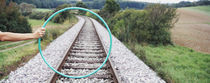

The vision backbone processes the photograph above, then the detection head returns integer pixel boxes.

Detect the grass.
[0,40,32,50]
[0,42,39,74]
[0,16,78,80]
[32,8,52,12]
[0,42,12,46]
[0,39,52,77]
[125,43,210,83]
[28,19,60,27]
[28,17,77,31]
[183,5,210,16]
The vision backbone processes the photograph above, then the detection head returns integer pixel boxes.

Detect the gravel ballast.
[91,18,166,83]
[1,16,85,83]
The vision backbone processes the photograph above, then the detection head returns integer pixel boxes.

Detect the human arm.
[0,28,45,41]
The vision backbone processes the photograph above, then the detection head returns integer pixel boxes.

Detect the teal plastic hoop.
[38,7,112,78]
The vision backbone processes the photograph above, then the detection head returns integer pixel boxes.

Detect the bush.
[52,4,72,24]
[0,0,32,33]
[110,9,148,43]
[29,11,48,20]
[19,2,36,16]
[145,4,177,45]
[41,28,65,42]
[109,4,177,45]
[44,12,52,21]
[76,1,88,15]
[99,0,120,19]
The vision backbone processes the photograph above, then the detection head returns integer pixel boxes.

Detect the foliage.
[118,1,147,9]
[11,0,132,9]
[52,4,72,23]
[11,0,65,8]
[76,1,88,15]
[0,16,78,79]
[85,0,106,9]
[110,9,148,43]
[9,0,210,9]
[83,0,147,9]
[101,0,120,14]
[109,4,177,45]
[125,43,210,83]
[0,0,32,33]
[29,11,48,20]
[99,0,120,20]
[144,4,177,45]
[19,2,36,16]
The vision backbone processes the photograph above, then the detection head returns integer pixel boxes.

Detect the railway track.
[49,17,119,83]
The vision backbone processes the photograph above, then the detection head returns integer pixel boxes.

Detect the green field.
[125,43,210,83]
[183,5,210,16]
[28,19,60,27]
[32,8,52,12]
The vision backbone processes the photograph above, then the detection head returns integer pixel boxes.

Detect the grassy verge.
[0,16,78,80]
[124,43,210,83]
[0,42,12,46]
[0,40,32,50]
[182,5,210,16]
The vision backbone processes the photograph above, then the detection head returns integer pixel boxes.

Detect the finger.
[41,28,45,31]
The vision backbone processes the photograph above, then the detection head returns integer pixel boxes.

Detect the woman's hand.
[33,28,46,39]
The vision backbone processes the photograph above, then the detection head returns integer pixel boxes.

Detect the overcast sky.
[129,0,199,3]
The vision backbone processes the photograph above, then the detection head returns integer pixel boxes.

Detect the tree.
[76,1,88,15]
[110,9,148,43]
[99,0,120,18]
[52,4,72,23]
[145,4,177,45]
[109,4,177,45]
[197,0,210,5]
[0,0,31,33]
[19,2,36,16]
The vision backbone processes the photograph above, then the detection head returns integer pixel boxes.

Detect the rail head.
[48,16,86,83]
[48,16,121,83]
[89,17,121,83]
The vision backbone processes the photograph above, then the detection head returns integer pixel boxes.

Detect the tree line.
[9,0,210,9]
[10,0,148,9]
[84,0,148,9]
[10,0,65,8]
[173,0,210,8]
[91,0,177,45]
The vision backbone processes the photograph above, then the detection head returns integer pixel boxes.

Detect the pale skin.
[0,28,45,41]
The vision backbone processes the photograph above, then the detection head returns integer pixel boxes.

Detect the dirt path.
[171,9,210,54]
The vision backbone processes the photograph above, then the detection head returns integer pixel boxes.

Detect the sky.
[128,0,199,3]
